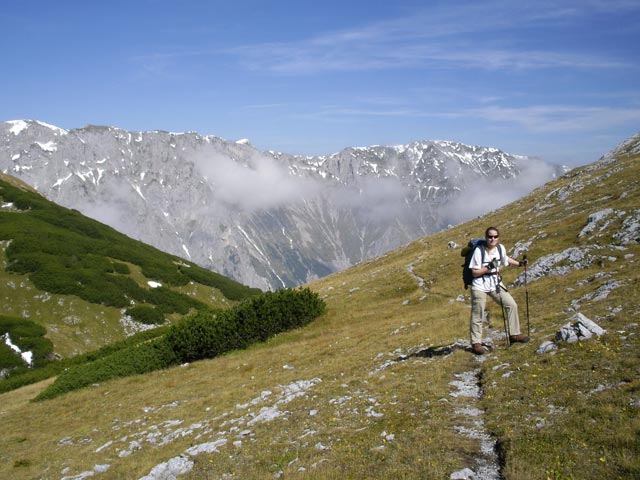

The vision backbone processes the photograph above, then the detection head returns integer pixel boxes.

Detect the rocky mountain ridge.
[0,131,638,480]
[0,120,560,289]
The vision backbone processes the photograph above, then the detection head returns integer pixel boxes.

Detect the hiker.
[469,226,528,354]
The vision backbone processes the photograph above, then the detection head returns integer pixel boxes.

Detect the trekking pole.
[495,264,511,347]
[523,254,530,337]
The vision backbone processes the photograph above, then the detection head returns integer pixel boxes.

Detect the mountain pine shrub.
[111,261,130,274]
[0,324,173,394]
[34,336,179,401]
[125,305,165,325]
[167,288,326,363]
[0,342,25,370]
[178,264,262,300]
[142,286,205,314]
[32,288,325,400]
[0,326,170,394]
[0,178,260,316]
[0,316,53,370]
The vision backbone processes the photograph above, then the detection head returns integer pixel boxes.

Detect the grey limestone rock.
[0,120,558,290]
[556,313,606,344]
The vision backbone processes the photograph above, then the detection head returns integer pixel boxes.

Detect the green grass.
[0,146,638,479]
[0,174,260,390]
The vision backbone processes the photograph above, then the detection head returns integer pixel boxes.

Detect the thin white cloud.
[418,48,629,70]
[304,106,418,119]
[239,103,289,110]
[470,105,640,133]
[227,2,636,75]
[128,1,638,78]
[232,42,621,75]
[289,95,640,139]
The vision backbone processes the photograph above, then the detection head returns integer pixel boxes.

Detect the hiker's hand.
[487,258,500,270]
[518,259,528,267]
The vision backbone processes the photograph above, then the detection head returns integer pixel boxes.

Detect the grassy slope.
[0,174,259,359]
[0,145,638,479]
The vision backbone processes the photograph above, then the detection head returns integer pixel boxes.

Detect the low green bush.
[0,179,261,319]
[34,288,325,400]
[71,325,171,363]
[0,316,53,370]
[112,261,130,274]
[0,325,171,394]
[0,361,61,392]
[34,337,179,401]
[167,288,325,363]
[0,316,47,338]
[125,305,165,325]
[179,264,262,300]
[0,343,26,370]
[143,286,205,314]
[166,310,238,362]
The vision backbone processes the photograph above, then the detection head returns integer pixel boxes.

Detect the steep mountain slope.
[0,173,259,361]
[1,133,635,479]
[0,120,560,290]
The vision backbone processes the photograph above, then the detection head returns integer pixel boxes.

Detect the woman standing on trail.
[469,226,529,355]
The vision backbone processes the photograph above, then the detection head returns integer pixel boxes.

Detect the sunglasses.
[486,235,499,239]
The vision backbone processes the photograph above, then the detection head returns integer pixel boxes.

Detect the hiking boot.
[509,334,530,343]
[472,343,484,355]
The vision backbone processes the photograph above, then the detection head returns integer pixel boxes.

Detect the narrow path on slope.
[406,261,425,289]
[395,341,502,479]
[404,259,502,479]
[448,357,501,480]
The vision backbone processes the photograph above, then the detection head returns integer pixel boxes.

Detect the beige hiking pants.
[470,287,521,345]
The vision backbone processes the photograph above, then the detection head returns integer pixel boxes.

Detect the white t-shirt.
[469,243,508,292]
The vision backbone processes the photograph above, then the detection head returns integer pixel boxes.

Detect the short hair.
[485,226,500,237]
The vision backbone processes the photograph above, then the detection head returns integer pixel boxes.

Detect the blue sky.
[3,0,639,165]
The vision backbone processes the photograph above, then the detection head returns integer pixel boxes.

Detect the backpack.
[461,238,505,289]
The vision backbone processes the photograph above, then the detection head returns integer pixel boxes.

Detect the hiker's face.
[486,230,499,244]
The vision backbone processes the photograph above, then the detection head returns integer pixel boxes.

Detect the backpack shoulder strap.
[478,243,486,265]
[497,244,505,263]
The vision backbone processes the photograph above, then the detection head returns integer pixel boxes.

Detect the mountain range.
[0,130,637,479]
[0,120,562,290]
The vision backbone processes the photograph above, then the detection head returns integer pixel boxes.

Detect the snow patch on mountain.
[0,120,561,290]
[2,333,33,366]
[7,120,29,135]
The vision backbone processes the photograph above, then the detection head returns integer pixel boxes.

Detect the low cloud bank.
[332,176,412,223]
[440,157,558,226]
[193,150,557,230]
[194,151,411,223]
[195,151,321,211]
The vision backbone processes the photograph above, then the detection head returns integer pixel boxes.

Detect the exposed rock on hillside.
[1,120,560,289]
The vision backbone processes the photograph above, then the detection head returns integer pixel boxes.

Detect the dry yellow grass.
[1,148,639,479]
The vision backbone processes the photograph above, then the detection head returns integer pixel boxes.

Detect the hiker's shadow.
[396,341,489,361]
[407,344,455,359]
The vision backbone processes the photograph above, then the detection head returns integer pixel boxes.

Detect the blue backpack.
[461,238,504,289]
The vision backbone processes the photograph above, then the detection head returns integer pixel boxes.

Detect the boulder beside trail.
[556,313,606,343]
[537,314,606,354]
